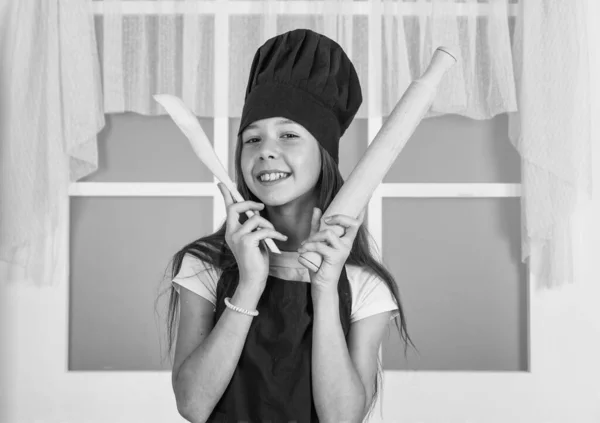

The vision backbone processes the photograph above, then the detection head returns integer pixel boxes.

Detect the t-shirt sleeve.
[172,253,219,308]
[350,267,400,324]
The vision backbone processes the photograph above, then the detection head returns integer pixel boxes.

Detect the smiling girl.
[165,28,415,423]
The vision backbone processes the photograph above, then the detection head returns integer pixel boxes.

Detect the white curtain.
[0,0,103,286]
[0,0,591,289]
[98,0,517,119]
[508,0,593,288]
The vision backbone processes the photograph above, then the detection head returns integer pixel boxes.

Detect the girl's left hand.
[298,207,366,295]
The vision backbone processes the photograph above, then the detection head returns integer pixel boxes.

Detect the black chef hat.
[238,29,363,165]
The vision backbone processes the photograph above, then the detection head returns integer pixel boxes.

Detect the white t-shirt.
[172,250,400,324]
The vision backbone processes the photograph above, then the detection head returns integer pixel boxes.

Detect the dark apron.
[207,265,353,423]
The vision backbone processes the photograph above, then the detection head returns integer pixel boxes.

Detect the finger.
[324,214,363,239]
[237,214,275,237]
[227,201,264,231]
[217,183,233,207]
[244,228,288,245]
[309,207,322,238]
[323,214,362,228]
[229,200,264,214]
[298,240,334,257]
[302,229,343,249]
[357,207,367,223]
[218,183,238,232]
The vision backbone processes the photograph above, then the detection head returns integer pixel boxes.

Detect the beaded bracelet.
[224,297,259,317]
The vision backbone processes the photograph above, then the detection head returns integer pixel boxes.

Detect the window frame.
[67,2,534,421]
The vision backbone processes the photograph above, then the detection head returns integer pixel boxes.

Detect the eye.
[243,134,298,144]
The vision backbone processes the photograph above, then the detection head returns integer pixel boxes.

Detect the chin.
[257,193,292,207]
[249,188,299,208]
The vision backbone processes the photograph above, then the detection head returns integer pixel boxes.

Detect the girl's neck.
[265,202,316,251]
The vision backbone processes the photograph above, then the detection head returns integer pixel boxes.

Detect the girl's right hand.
[217,183,288,291]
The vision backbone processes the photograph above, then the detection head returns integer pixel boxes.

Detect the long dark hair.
[158,133,417,419]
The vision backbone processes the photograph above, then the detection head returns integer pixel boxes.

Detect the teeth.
[259,172,289,182]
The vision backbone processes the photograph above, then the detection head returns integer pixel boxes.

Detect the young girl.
[165,28,415,423]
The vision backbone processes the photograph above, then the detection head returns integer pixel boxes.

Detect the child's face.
[240,117,321,207]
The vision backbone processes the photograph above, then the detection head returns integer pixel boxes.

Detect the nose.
[257,137,280,160]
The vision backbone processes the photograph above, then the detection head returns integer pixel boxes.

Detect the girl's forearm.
[174,283,263,422]
[311,291,366,423]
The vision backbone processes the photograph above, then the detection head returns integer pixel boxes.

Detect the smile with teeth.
[258,172,290,182]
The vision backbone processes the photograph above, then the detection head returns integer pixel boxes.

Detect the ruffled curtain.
[508,0,593,288]
[97,0,517,119]
[0,0,592,289]
[0,0,103,286]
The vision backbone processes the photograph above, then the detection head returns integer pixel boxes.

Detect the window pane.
[69,197,214,371]
[382,113,521,183]
[79,113,215,183]
[381,197,528,371]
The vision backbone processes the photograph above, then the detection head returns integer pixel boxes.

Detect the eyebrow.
[243,119,296,132]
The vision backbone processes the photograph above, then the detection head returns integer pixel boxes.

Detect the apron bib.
[207,265,352,423]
